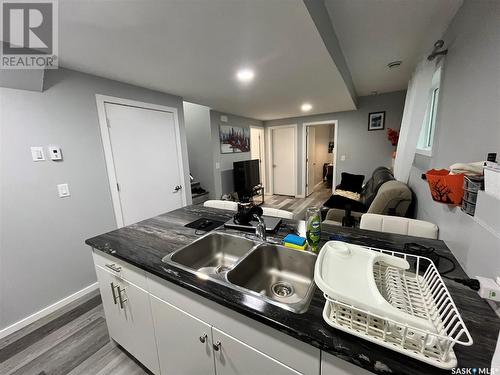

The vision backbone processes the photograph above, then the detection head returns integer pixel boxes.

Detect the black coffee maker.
[233,202,263,225]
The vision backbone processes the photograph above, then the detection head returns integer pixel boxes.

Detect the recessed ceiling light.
[301,103,312,112]
[387,60,402,69]
[236,68,255,83]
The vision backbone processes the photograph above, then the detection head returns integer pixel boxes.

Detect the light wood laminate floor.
[0,290,151,375]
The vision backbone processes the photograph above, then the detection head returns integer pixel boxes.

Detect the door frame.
[95,94,187,228]
[266,124,298,197]
[302,119,338,196]
[249,125,266,191]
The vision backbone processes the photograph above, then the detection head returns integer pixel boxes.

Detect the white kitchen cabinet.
[94,265,124,344]
[94,265,160,374]
[321,351,373,375]
[212,327,301,375]
[150,295,214,375]
[93,249,368,375]
[147,273,320,375]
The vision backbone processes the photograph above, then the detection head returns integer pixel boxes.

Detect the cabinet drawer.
[92,249,147,289]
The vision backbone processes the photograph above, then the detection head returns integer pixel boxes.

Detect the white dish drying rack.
[315,242,473,369]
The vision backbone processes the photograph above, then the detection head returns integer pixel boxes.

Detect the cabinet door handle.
[105,263,122,273]
[213,341,221,351]
[110,282,118,304]
[117,285,127,309]
[199,333,208,343]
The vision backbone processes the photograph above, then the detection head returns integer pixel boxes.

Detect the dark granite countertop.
[85,206,500,375]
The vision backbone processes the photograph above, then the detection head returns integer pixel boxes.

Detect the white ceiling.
[325,0,462,96]
[59,0,356,120]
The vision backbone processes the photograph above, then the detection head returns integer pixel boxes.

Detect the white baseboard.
[0,282,99,340]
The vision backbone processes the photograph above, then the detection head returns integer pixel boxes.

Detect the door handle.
[272,164,277,168]
[173,185,182,193]
[117,285,127,309]
[213,341,221,351]
[110,282,118,304]
[199,333,208,343]
[105,263,122,273]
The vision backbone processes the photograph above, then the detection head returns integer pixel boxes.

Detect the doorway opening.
[303,120,338,197]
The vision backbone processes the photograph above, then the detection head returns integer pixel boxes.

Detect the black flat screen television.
[233,159,260,194]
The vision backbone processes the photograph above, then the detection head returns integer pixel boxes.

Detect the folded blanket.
[334,189,361,201]
[449,161,484,175]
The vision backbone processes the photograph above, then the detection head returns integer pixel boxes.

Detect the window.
[416,65,442,156]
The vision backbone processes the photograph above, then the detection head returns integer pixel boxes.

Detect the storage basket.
[463,190,478,204]
[317,244,473,369]
[426,169,464,205]
[463,175,484,192]
[461,199,476,216]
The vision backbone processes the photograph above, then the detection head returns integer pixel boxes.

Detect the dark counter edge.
[85,208,500,375]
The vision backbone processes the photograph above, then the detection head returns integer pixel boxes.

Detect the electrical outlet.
[48,146,63,161]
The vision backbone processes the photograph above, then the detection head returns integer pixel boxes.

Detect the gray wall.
[264,90,406,196]
[183,102,215,199]
[209,110,264,198]
[0,69,44,92]
[407,0,500,278]
[0,68,189,330]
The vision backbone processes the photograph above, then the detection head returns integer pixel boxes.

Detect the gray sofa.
[322,167,413,226]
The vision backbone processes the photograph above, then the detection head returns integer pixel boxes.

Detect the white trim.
[0,283,99,340]
[95,94,187,228]
[250,125,267,190]
[302,119,339,196]
[266,124,298,197]
[415,148,433,157]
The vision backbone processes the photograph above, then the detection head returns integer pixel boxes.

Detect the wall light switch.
[31,146,45,161]
[57,183,70,198]
[215,162,220,170]
[220,115,228,122]
[341,154,346,161]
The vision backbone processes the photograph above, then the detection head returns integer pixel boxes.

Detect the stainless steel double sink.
[162,232,317,313]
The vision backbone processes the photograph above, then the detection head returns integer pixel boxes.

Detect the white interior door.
[306,126,316,197]
[104,103,184,226]
[271,127,295,196]
[250,127,266,188]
